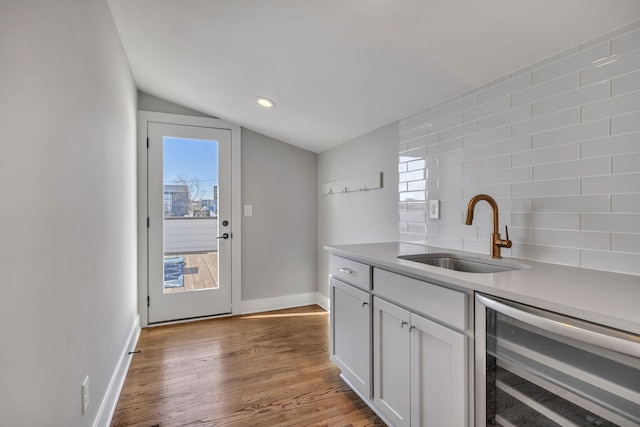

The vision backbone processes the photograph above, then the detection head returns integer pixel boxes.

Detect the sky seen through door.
[163,136,218,200]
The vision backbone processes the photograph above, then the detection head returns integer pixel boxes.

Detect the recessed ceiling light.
[256,97,276,108]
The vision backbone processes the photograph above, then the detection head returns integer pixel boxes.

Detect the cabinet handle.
[401,320,408,328]
[338,267,354,275]
[409,325,416,332]
[362,301,368,307]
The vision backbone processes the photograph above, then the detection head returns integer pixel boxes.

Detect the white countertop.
[325,242,640,336]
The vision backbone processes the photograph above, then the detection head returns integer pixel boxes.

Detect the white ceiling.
[107,1,640,153]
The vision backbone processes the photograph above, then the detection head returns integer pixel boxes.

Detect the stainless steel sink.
[398,253,522,273]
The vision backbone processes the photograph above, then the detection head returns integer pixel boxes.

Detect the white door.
[330,278,372,399]
[373,297,411,427]
[147,122,232,323]
[410,312,467,427]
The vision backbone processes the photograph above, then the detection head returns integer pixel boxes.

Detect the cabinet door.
[330,278,372,398]
[410,313,467,427]
[374,297,411,427]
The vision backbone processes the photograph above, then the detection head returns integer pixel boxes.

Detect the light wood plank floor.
[164,251,218,293]
[111,305,385,427]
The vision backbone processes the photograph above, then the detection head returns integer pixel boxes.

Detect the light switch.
[429,200,440,219]
[244,204,253,217]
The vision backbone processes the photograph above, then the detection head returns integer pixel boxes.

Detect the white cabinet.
[409,309,467,427]
[373,296,467,427]
[373,297,411,427]
[330,277,372,399]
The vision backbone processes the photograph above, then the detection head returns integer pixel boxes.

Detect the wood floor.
[164,251,218,293]
[111,305,385,427]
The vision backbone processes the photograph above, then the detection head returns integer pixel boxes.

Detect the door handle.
[217,233,230,239]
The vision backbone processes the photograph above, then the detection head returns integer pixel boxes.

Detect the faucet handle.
[505,225,509,240]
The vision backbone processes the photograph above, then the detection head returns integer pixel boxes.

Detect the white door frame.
[137,111,242,327]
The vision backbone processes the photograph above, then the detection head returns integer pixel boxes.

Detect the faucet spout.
[465,194,512,259]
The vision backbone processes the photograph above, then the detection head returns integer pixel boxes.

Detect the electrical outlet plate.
[82,376,90,415]
[429,199,440,219]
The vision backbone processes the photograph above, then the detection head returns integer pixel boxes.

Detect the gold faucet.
[465,194,512,259]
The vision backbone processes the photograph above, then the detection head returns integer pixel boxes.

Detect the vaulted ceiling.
[107,1,640,152]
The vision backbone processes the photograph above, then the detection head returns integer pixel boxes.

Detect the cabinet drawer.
[374,268,467,330]
[330,255,371,290]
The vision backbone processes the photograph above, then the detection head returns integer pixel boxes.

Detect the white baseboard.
[316,292,329,312]
[239,292,329,314]
[94,315,141,427]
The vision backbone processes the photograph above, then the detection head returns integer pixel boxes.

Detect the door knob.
[217,233,229,239]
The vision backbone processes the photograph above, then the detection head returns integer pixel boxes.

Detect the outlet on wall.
[429,199,440,219]
[82,376,90,415]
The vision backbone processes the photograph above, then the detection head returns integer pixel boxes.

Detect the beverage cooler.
[475,294,640,426]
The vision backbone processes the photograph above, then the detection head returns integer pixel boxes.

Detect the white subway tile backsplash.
[463,183,512,199]
[399,147,426,162]
[612,194,640,212]
[515,46,580,79]
[407,180,426,191]
[464,126,511,147]
[438,121,478,142]
[530,229,609,250]
[399,170,424,182]
[532,43,609,84]
[581,49,640,86]
[532,81,609,117]
[581,250,640,276]
[479,167,531,186]
[464,96,511,122]
[478,74,531,105]
[464,154,511,173]
[438,148,476,165]
[428,113,463,134]
[613,152,640,173]
[581,132,640,158]
[515,244,581,267]
[438,95,477,119]
[428,138,464,156]
[611,70,640,96]
[611,111,640,134]
[582,173,640,195]
[478,105,531,132]
[400,211,426,223]
[531,120,608,149]
[398,23,640,276]
[399,191,426,202]
[407,159,426,171]
[513,108,580,137]
[533,157,609,181]
[399,125,427,142]
[581,213,640,233]
[405,110,439,130]
[512,143,580,168]
[612,233,640,253]
[512,179,580,197]
[513,73,579,107]
[478,136,531,159]
[531,195,610,213]
[407,134,438,150]
[611,27,640,56]
[581,90,640,123]
[512,213,580,230]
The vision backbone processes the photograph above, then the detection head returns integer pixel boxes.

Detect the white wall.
[241,129,318,301]
[138,91,212,118]
[398,21,640,276]
[317,123,400,297]
[0,1,138,426]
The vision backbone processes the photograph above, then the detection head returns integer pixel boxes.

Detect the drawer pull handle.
[409,325,416,332]
[338,267,354,275]
[362,301,368,307]
[401,320,409,328]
